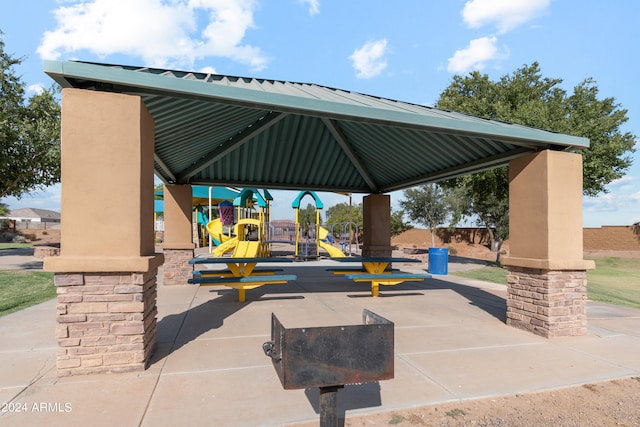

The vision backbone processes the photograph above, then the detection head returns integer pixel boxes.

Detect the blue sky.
[1,0,638,227]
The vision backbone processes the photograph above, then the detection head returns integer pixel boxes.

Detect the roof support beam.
[322,118,378,193]
[154,154,176,183]
[382,147,534,193]
[177,111,288,183]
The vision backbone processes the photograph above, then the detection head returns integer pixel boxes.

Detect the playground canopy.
[153,185,240,213]
[44,61,590,194]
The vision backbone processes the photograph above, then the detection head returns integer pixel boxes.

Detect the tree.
[436,62,636,263]
[298,203,321,237]
[325,202,363,228]
[632,222,640,243]
[0,34,61,200]
[400,184,450,248]
[390,209,413,237]
[445,169,510,264]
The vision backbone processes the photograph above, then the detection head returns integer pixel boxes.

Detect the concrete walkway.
[1,255,639,426]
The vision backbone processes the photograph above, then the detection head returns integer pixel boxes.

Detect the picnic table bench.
[344,272,431,297]
[188,256,295,302]
[331,256,429,297]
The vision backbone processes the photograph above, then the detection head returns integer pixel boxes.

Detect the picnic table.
[331,257,431,297]
[188,257,295,302]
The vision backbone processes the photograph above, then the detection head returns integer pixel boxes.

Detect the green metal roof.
[44,60,590,194]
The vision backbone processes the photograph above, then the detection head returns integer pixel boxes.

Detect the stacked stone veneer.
[162,249,194,285]
[55,269,158,376]
[506,267,587,338]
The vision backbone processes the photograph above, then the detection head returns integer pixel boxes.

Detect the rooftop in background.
[45,60,590,194]
[2,208,61,222]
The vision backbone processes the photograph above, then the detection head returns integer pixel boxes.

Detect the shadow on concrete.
[151,264,507,365]
[448,255,492,268]
[0,248,35,256]
[304,382,382,427]
[151,285,307,365]
[152,292,247,363]
[427,278,507,323]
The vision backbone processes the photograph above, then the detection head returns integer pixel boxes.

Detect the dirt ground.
[340,377,640,426]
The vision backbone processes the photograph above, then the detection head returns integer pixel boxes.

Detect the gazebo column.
[503,150,595,338]
[362,194,392,257]
[44,89,163,376]
[162,184,195,285]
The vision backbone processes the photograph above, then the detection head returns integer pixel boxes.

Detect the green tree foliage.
[435,62,636,263]
[154,183,164,199]
[390,209,413,237]
[400,184,451,247]
[0,35,61,200]
[325,202,363,229]
[298,203,321,236]
[446,170,510,264]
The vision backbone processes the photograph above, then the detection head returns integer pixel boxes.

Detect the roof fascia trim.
[44,61,590,149]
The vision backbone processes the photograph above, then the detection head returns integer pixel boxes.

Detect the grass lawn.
[0,270,56,317]
[0,242,33,250]
[586,257,640,310]
[0,243,57,317]
[451,257,640,310]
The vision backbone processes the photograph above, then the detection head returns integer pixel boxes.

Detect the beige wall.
[45,88,161,272]
[162,184,195,250]
[504,150,593,270]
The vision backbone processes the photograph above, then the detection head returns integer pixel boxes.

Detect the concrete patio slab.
[1,258,639,426]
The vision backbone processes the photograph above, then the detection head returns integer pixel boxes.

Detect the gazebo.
[43,60,594,376]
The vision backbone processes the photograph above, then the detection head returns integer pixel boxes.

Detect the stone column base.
[162,248,194,285]
[506,267,587,338]
[55,268,158,376]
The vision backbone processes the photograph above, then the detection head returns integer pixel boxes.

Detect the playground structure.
[210,188,272,257]
[291,191,346,260]
[205,189,356,260]
[154,185,240,246]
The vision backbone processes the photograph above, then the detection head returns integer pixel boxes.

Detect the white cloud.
[349,39,389,79]
[37,0,268,71]
[462,0,550,33]
[199,66,218,74]
[447,36,502,74]
[584,191,640,213]
[27,84,45,95]
[608,176,634,187]
[299,0,319,15]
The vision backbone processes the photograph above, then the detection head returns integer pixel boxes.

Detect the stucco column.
[44,89,163,376]
[502,150,595,338]
[362,194,392,257]
[162,184,195,285]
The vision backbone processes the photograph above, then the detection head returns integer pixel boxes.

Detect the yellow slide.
[206,219,232,245]
[319,240,345,257]
[212,237,238,256]
[233,241,260,257]
[318,226,345,257]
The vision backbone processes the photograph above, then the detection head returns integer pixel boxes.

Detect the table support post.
[372,281,380,297]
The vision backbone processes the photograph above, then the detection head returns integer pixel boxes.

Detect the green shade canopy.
[45,60,590,195]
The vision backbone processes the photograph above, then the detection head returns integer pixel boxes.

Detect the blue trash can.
[428,247,448,275]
